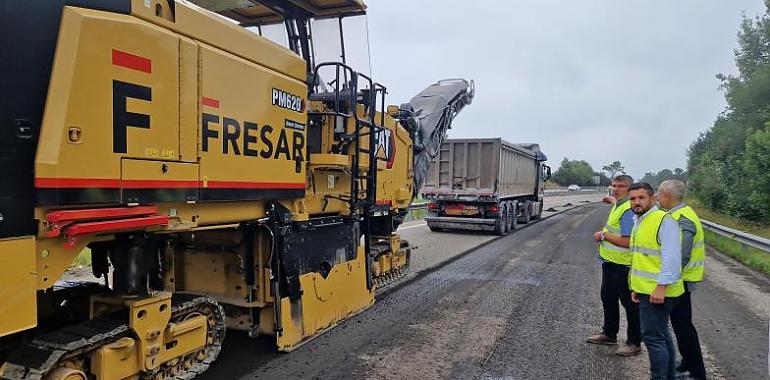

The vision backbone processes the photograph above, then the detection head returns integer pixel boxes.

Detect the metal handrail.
[701,220,770,253]
[408,203,428,211]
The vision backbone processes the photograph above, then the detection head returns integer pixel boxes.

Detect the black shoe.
[675,360,689,373]
[676,372,705,380]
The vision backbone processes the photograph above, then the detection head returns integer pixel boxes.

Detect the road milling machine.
[0,1,473,379]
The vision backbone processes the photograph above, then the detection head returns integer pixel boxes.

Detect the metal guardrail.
[408,203,427,211]
[404,203,428,222]
[702,220,770,253]
[407,205,770,254]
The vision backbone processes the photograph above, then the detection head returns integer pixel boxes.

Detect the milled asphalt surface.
[399,191,600,274]
[201,203,641,379]
[194,195,770,379]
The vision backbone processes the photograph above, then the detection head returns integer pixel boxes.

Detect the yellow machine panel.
[0,1,473,379]
[121,159,199,203]
[36,7,181,184]
[276,246,374,351]
[0,237,37,337]
[198,43,307,200]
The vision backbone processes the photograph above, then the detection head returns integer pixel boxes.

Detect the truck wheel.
[508,203,518,232]
[532,202,543,220]
[520,202,531,224]
[494,207,508,236]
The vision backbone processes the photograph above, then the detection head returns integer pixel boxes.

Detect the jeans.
[601,262,641,345]
[639,294,679,380]
[671,286,706,379]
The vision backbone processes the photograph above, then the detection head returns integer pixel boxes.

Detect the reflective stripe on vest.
[631,268,658,279]
[633,246,661,256]
[629,209,685,297]
[670,205,706,282]
[601,240,630,252]
[599,200,632,265]
[685,259,705,269]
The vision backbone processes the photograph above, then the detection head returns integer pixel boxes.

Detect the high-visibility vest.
[599,199,632,265]
[629,209,684,297]
[669,205,705,282]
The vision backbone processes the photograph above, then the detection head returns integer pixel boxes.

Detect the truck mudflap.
[424,216,496,231]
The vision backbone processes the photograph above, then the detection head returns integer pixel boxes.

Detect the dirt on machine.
[0,1,473,379]
[422,138,550,235]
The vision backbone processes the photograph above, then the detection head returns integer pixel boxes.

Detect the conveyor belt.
[398,79,475,193]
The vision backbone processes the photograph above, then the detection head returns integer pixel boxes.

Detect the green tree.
[602,161,626,180]
[639,168,688,189]
[687,1,770,224]
[553,158,596,186]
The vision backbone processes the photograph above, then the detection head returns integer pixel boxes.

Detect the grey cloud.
[364,0,764,178]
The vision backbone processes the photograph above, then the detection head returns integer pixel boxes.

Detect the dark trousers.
[600,262,641,345]
[671,286,706,379]
[639,294,679,380]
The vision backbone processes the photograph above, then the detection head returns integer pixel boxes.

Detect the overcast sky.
[362,0,765,179]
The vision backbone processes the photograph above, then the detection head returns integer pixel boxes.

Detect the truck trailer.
[422,138,550,235]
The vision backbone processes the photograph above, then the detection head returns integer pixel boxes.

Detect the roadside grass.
[688,198,770,239]
[704,230,770,277]
[544,181,561,190]
[680,199,770,276]
[72,248,92,268]
[405,207,427,221]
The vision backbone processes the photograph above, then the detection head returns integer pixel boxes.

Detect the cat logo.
[376,129,396,169]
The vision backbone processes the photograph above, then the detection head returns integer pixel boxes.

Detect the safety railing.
[403,203,428,222]
[702,220,770,253]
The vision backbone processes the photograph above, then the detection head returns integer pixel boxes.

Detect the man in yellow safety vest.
[657,179,706,380]
[628,182,684,380]
[587,175,642,356]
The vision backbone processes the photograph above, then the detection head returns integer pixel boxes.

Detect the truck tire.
[520,201,531,224]
[508,202,518,232]
[494,207,508,236]
[532,201,543,220]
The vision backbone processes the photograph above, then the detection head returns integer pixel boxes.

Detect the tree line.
[687,3,770,224]
[555,5,770,225]
[552,158,687,190]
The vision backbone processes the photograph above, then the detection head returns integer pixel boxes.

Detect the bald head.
[657,180,686,209]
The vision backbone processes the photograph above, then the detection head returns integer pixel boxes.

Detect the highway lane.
[203,203,647,379]
[400,191,601,274]
[200,197,770,379]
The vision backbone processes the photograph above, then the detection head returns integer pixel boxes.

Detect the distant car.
[568,184,581,192]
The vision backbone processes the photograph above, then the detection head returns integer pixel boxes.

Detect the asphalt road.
[399,191,600,274]
[200,199,770,379]
[201,203,633,379]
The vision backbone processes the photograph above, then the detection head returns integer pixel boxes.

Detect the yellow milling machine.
[0,1,473,379]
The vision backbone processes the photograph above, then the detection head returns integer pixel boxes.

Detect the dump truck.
[0,1,473,379]
[422,138,550,235]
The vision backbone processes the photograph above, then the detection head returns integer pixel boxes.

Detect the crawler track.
[2,295,225,380]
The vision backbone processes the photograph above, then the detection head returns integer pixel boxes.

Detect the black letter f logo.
[113,80,151,153]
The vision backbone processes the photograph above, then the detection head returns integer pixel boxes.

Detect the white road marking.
[399,222,427,230]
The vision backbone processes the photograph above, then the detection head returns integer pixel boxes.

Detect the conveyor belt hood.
[398,79,474,195]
